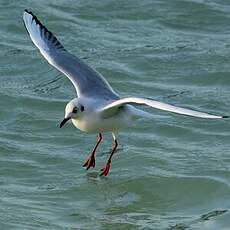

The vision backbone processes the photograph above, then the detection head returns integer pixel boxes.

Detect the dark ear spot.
[80,105,84,112]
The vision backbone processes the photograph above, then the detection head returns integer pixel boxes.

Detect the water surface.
[1,0,230,229]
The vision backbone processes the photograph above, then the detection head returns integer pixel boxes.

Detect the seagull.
[23,10,228,176]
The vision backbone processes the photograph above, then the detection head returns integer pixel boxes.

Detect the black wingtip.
[23,9,66,51]
[24,10,36,22]
[24,9,32,14]
[222,116,229,119]
[24,9,36,19]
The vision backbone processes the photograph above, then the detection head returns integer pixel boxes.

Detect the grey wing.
[23,10,119,100]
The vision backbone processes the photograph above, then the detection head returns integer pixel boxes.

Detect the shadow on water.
[97,147,124,157]
[167,209,228,230]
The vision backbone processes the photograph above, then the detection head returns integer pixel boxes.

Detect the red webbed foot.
[100,160,111,176]
[100,136,118,176]
[83,153,95,170]
[83,133,102,170]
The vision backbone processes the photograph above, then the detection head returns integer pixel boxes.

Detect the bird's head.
[59,98,85,128]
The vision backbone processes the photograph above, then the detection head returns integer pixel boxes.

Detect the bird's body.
[23,10,228,176]
[70,98,135,133]
[72,108,131,133]
[67,96,147,133]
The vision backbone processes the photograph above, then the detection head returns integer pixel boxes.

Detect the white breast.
[71,107,133,133]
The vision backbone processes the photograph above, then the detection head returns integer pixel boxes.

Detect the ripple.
[1,1,230,229]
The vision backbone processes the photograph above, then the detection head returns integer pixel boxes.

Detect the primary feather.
[23,10,119,99]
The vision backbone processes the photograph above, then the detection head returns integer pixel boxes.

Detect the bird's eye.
[72,107,78,113]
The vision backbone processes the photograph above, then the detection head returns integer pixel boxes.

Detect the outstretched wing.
[99,97,228,119]
[23,10,119,99]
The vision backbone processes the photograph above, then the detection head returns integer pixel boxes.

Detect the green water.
[1,0,230,229]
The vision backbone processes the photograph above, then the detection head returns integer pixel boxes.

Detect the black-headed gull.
[23,10,228,176]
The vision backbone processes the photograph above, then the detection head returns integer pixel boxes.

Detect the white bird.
[23,10,228,176]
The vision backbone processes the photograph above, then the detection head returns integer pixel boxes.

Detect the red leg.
[83,133,102,170]
[100,138,118,176]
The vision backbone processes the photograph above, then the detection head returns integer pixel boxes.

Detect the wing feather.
[99,97,228,119]
[23,10,118,99]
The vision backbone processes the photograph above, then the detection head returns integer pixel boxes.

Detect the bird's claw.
[100,161,110,176]
[82,154,95,170]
